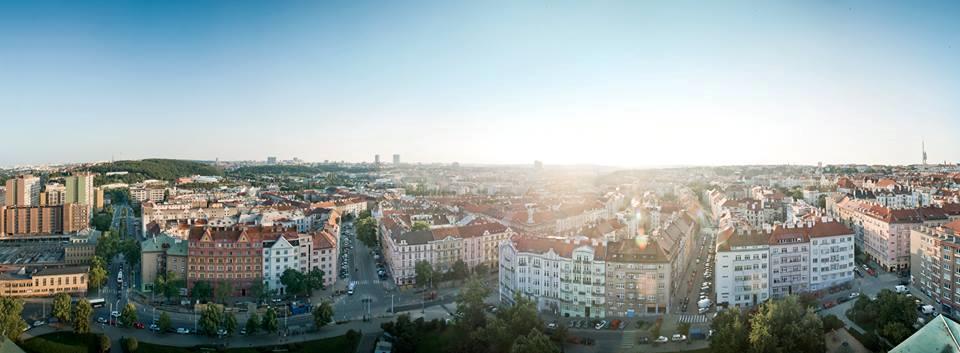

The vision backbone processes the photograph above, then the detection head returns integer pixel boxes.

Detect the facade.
[715,227,770,308]
[499,236,607,318]
[130,187,167,203]
[0,266,88,297]
[5,175,40,207]
[262,235,303,295]
[141,233,189,292]
[910,221,960,316]
[142,202,240,234]
[1,205,63,235]
[64,229,102,265]
[310,230,338,288]
[41,184,65,206]
[604,239,671,316]
[64,173,95,207]
[768,227,809,298]
[186,227,270,297]
[62,203,90,233]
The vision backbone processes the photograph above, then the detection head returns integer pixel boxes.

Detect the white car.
[671,334,687,342]
[654,336,669,343]
[595,320,607,330]
[849,292,860,299]
[110,311,121,318]
[32,320,45,327]
[698,307,710,314]
[176,327,190,334]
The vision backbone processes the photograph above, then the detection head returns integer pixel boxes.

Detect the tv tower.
[922,140,928,166]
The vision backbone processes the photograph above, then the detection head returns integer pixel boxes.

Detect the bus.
[89,298,106,308]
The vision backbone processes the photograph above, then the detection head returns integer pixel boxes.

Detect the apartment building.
[499,236,607,318]
[142,201,240,234]
[41,184,65,206]
[604,239,671,316]
[909,221,960,316]
[5,175,41,207]
[310,230,338,288]
[1,205,62,235]
[141,233,188,292]
[262,234,309,295]
[0,266,88,297]
[64,173,96,208]
[808,222,856,290]
[130,186,167,203]
[715,227,770,308]
[186,227,272,297]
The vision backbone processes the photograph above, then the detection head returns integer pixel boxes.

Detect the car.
[654,336,669,343]
[134,322,145,329]
[849,292,861,299]
[111,311,121,318]
[547,321,557,329]
[176,327,190,334]
[97,317,108,324]
[698,307,710,314]
[609,319,620,330]
[671,334,687,342]
[217,328,227,336]
[595,320,607,330]
[638,336,650,344]
[240,328,247,335]
[149,323,160,331]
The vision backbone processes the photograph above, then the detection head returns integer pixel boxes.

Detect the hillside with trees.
[85,159,223,185]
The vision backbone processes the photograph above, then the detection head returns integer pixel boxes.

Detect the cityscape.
[2,2,960,353]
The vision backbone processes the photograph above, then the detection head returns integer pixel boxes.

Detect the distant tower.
[534,160,543,170]
[375,154,381,164]
[922,140,928,166]
[393,154,400,164]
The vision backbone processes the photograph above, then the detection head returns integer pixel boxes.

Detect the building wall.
[0,270,88,297]
[809,234,855,290]
[770,241,809,298]
[187,240,262,297]
[716,247,769,308]
[605,261,670,316]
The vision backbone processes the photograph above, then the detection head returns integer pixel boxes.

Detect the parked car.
[595,320,607,330]
[97,317,108,324]
[176,327,190,334]
[654,336,669,343]
[671,334,687,342]
[849,292,861,299]
[133,322,145,329]
[149,323,160,331]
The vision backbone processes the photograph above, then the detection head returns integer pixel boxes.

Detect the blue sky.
[2,1,958,167]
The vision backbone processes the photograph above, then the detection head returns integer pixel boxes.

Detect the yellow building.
[0,266,88,297]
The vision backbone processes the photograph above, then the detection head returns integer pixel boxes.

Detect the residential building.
[715,227,770,308]
[910,221,960,316]
[186,227,270,297]
[262,234,304,295]
[0,266,88,297]
[62,203,90,233]
[499,235,607,318]
[604,239,671,316]
[141,233,189,292]
[64,173,95,207]
[310,230,338,288]
[5,175,40,207]
[130,186,167,203]
[41,184,65,206]
[1,205,63,236]
[64,229,102,265]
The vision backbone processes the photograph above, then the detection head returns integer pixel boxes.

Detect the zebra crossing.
[620,330,636,351]
[677,314,708,323]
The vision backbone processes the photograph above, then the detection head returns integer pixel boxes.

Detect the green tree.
[122,336,139,353]
[52,293,73,325]
[198,305,224,336]
[250,281,269,303]
[280,268,306,296]
[120,303,138,327]
[451,259,469,280]
[881,321,911,343]
[710,308,750,353]
[262,307,279,333]
[415,260,434,288]
[191,281,213,302]
[0,296,27,341]
[158,312,172,333]
[411,221,430,231]
[89,256,109,290]
[822,314,845,332]
[356,217,379,247]
[224,312,238,336]
[510,329,558,353]
[473,263,489,277]
[549,322,568,346]
[306,269,325,294]
[455,276,490,331]
[245,312,260,335]
[215,281,234,304]
[99,334,111,353]
[72,299,93,334]
[748,295,824,353]
[678,322,691,336]
[313,301,334,328]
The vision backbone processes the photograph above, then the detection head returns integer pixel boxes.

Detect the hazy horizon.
[3,1,959,166]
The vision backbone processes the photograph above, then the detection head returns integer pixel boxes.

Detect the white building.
[262,235,302,295]
[715,227,770,308]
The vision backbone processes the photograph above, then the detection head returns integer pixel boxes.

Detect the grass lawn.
[135,334,360,353]
[21,332,101,353]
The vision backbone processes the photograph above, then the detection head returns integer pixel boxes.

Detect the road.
[331,220,396,321]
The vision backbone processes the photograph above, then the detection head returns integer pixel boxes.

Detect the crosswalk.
[677,314,709,323]
[620,329,636,351]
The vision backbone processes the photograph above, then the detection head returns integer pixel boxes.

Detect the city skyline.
[2,1,959,166]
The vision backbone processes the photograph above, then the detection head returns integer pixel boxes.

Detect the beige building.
[605,239,671,316]
[2,205,63,235]
[0,266,88,297]
[141,233,189,292]
[5,175,41,207]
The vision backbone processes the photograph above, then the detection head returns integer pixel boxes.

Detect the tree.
[122,336,139,353]
[306,269,325,294]
[89,256,108,290]
[356,217,379,247]
[0,296,26,341]
[822,314,845,332]
[881,321,911,343]
[199,305,224,336]
[678,322,691,336]
[280,268,306,297]
[455,276,490,331]
[191,281,213,302]
[245,312,260,335]
[473,263,489,277]
[411,221,430,231]
[99,334,111,353]
[748,295,824,353]
[120,303,138,327]
[215,281,234,304]
[52,293,72,325]
[262,307,279,333]
[710,308,750,353]
[549,322,568,345]
[250,281,268,303]
[511,329,558,353]
[224,312,238,336]
[313,301,334,328]
[451,259,469,280]
[158,312,172,333]
[415,260,434,288]
[72,299,92,334]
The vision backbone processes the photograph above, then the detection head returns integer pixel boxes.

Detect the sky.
[1,1,959,167]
